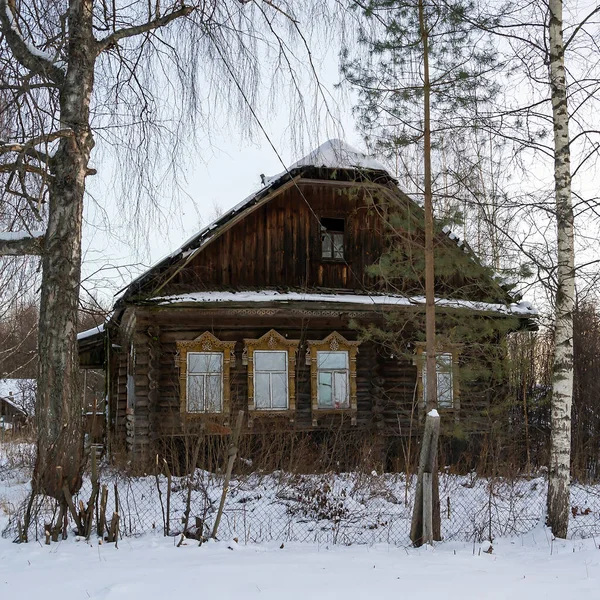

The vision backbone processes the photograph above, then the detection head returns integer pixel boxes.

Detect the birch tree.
[475,0,600,538]
[546,0,575,540]
[0,0,328,515]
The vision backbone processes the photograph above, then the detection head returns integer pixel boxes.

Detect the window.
[321,217,345,260]
[317,351,349,409]
[176,332,236,419]
[307,332,360,426]
[254,350,289,410]
[244,330,300,424]
[419,351,456,409]
[187,352,223,413]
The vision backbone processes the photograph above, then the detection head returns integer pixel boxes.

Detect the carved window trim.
[243,329,300,427]
[307,332,360,426]
[414,343,460,412]
[176,332,236,422]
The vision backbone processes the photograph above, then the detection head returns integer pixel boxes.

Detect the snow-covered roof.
[77,324,105,341]
[152,290,537,317]
[286,138,386,175]
[116,139,391,303]
[0,378,35,413]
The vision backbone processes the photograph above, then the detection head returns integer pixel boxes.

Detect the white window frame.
[253,350,289,410]
[422,352,454,409]
[322,230,344,259]
[316,350,350,409]
[186,351,223,413]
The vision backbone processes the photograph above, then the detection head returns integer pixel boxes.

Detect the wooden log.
[107,511,119,544]
[423,472,433,544]
[84,451,99,540]
[62,482,84,534]
[51,503,65,542]
[164,459,172,536]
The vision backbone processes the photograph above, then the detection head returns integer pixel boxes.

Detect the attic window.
[321,218,345,260]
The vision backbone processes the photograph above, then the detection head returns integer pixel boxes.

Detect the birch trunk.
[547,0,575,539]
[33,0,96,499]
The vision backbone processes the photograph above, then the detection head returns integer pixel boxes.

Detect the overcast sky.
[80,38,366,306]
[76,5,600,313]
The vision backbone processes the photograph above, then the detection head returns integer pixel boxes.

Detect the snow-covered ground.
[1,441,599,599]
[0,525,598,599]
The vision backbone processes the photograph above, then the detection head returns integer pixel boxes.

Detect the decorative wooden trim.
[176,331,236,424]
[148,306,370,318]
[306,331,360,426]
[414,343,461,413]
[243,329,300,427]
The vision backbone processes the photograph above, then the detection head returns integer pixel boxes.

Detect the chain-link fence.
[3,441,600,545]
[62,467,573,545]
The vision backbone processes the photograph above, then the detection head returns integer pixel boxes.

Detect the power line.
[207,29,382,307]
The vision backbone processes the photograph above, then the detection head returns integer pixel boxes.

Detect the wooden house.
[79,140,536,468]
[0,378,33,431]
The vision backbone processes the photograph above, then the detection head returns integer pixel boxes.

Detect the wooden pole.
[164,459,172,537]
[409,0,442,548]
[211,410,244,540]
[410,410,440,546]
[98,484,108,538]
[423,472,433,543]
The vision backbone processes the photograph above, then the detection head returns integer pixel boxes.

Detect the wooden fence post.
[410,410,440,546]
[164,459,172,537]
[211,411,244,540]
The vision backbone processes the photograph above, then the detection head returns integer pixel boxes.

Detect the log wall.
[108,306,501,463]
[165,182,386,294]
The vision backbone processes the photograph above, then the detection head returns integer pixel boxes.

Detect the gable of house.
[117,140,516,308]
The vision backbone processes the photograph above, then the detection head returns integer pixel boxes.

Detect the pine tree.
[341,0,504,545]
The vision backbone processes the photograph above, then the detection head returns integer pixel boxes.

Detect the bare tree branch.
[0,162,50,177]
[0,0,65,85]
[0,232,44,256]
[564,5,600,51]
[95,5,194,53]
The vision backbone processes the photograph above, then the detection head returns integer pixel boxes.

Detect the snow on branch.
[0,0,65,85]
[0,230,45,256]
[95,5,194,54]
[0,129,73,163]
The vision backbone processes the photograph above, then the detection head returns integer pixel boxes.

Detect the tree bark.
[33,0,96,499]
[547,0,575,539]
